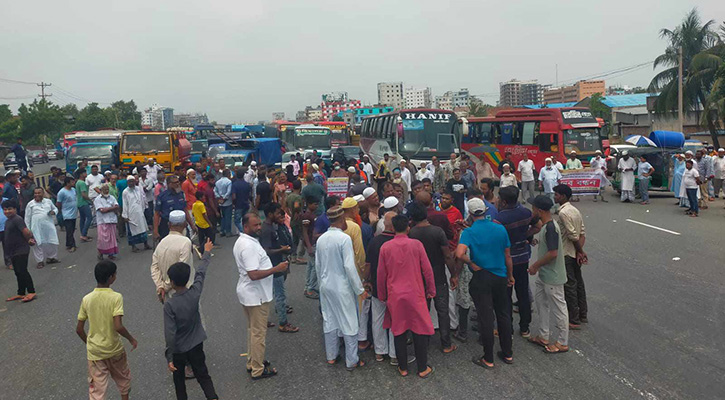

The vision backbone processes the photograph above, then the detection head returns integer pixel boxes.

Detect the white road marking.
[625,219,680,235]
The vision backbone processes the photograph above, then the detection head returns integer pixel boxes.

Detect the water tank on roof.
[648,131,685,148]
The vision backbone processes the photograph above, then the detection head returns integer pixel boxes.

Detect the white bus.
[359,108,466,167]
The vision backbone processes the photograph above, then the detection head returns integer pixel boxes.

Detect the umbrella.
[625,135,657,147]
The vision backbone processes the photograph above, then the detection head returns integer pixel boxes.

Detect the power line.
[0,95,37,100]
[0,77,38,85]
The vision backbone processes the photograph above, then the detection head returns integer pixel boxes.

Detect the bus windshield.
[563,128,602,155]
[399,113,458,158]
[294,129,331,150]
[123,134,170,153]
[69,145,114,161]
[330,129,349,144]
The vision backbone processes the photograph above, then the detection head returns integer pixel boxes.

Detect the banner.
[326,177,349,198]
[559,169,602,196]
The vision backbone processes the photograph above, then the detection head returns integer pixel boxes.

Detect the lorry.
[66,142,119,174]
[119,131,191,172]
[211,138,283,168]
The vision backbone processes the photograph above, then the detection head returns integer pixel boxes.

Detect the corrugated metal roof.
[601,93,654,108]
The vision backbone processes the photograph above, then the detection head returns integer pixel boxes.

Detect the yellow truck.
[119,131,192,171]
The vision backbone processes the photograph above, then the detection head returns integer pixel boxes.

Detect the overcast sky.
[1,0,723,123]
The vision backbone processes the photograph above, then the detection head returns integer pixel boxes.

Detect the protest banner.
[559,169,602,195]
[326,177,349,198]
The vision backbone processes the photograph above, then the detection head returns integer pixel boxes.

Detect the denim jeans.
[639,177,650,202]
[220,205,232,235]
[233,206,248,235]
[78,204,92,237]
[305,253,319,292]
[273,275,288,326]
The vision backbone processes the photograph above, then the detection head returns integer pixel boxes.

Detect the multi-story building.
[295,110,308,122]
[173,113,208,127]
[499,79,546,107]
[377,82,405,109]
[452,88,470,109]
[272,112,285,121]
[141,105,174,130]
[321,99,361,121]
[338,106,394,125]
[435,92,454,110]
[307,107,323,121]
[404,87,432,109]
[544,80,605,104]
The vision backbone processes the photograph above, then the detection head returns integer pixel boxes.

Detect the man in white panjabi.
[617,150,637,202]
[121,176,151,252]
[589,150,609,202]
[25,187,60,268]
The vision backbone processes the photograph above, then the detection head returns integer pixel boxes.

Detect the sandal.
[278,324,299,333]
[247,360,270,373]
[472,357,494,369]
[544,343,569,354]
[346,359,365,371]
[398,367,408,377]
[418,365,434,379]
[326,356,342,366]
[21,293,37,302]
[497,351,513,364]
[131,247,141,253]
[97,254,103,260]
[286,306,294,314]
[442,344,458,354]
[528,336,549,348]
[6,295,24,302]
[108,255,117,260]
[47,258,60,264]
[36,262,45,269]
[250,365,278,380]
[267,322,276,328]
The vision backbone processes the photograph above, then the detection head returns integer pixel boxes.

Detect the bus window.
[538,133,553,152]
[522,122,536,145]
[386,116,395,139]
[477,122,492,144]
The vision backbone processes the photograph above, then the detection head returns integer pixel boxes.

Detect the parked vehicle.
[28,150,49,164]
[120,131,191,171]
[66,142,119,174]
[214,138,283,168]
[3,153,33,170]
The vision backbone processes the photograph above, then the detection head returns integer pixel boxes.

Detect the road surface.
[1,189,723,399]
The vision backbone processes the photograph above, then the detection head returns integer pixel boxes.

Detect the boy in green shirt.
[76,260,138,400]
[527,195,569,354]
[75,169,93,242]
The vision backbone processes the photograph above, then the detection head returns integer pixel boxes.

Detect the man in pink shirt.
[377,214,436,378]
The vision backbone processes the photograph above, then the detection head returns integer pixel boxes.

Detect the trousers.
[11,253,34,296]
[521,180,536,203]
[241,302,271,377]
[219,205,232,235]
[273,275,288,326]
[508,262,532,332]
[87,351,131,400]
[324,330,359,368]
[393,332,429,374]
[713,178,724,197]
[470,269,513,363]
[370,297,396,358]
[31,242,58,263]
[533,278,569,346]
[639,177,650,202]
[305,252,319,292]
[357,297,371,341]
[686,188,699,214]
[64,218,77,249]
[564,256,588,324]
[79,204,92,237]
[197,226,215,254]
[171,343,218,400]
[427,283,451,349]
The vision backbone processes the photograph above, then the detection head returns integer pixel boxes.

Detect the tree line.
[0,100,141,146]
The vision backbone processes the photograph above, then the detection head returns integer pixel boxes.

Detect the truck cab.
[120,131,191,171]
[66,142,119,174]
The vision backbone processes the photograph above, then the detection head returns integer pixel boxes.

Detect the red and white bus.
[462,108,604,177]
[360,108,465,167]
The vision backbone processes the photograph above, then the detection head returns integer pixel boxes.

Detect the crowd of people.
[669,148,725,217]
[3,149,595,399]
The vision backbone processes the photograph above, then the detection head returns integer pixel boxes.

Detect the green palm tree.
[648,8,722,147]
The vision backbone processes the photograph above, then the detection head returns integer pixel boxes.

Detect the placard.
[326,177,349,198]
[559,169,602,196]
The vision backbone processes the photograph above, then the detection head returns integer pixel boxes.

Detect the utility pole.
[678,46,684,133]
[38,82,52,100]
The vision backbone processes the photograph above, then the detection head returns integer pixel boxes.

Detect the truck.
[211,138,283,168]
[119,131,191,172]
[66,142,119,174]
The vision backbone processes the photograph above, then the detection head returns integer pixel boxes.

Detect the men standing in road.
[527,195,569,354]
[232,168,252,234]
[518,153,536,204]
[637,155,654,205]
[25,187,60,268]
[539,158,562,202]
[152,210,194,301]
[589,150,609,202]
[11,138,28,173]
[235,213,289,380]
[446,169,467,217]
[712,148,725,198]
[145,158,163,185]
[154,175,195,241]
[566,151,583,169]
[553,184,588,329]
[617,151,637,202]
[215,169,233,237]
[455,198,514,368]
[695,149,714,207]
[340,197,368,349]
[315,206,367,371]
[498,152,516,176]
[56,176,78,252]
[122,176,151,252]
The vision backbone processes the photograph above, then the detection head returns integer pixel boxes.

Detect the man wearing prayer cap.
[362,187,381,228]
[713,148,725,198]
[617,150,637,202]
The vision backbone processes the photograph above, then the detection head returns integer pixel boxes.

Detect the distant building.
[377,82,405,109]
[173,113,208,127]
[307,107,323,121]
[404,87,432,108]
[544,80,605,104]
[339,106,394,125]
[453,88,470,109]
[142,105,174,130]
[272,112,285,121]
[435,92,453,110]
[295,110,307,122]
[499,79,546,107]
[321,99,361,121]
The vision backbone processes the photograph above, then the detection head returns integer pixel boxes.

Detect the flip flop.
[544,343,569,354]
[497,351,513,364]
[442,344,458,354]
[418,365,435,379]
[6,295,24,302]
[21,293,36,303]
[528,336,549,348]
[346,359,365,371]
[472,357,494,369]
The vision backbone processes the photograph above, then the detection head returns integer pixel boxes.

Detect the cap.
[362,187,376,199]
[622,150,629,155]
[532,194,554,211]
[718,148,725,152]
[186,168,195,175]
[104,170,112,175]
[347,166,356,173]
[312,164,320,171]
[502,163,510,169]
[353,194,365,203]
[169,210,186,225]
[570,150,577,154]
[341,197,358,209]
[685,150,693,155]
[467,198,487,216]
[545,157,552,162]
[595,150,602,154]
[251,161,257,166]
[326,206,344,219]
[333,161,340,166]
[5,170,16,177]
[383,196,399,209]
[127,175,136,181]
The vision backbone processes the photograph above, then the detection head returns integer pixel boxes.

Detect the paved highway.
[1,189,723,399]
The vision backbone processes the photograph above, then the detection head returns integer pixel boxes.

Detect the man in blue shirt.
[11,138,28,172]
[232,167,251,234]
[494,186,540,338]
[2,170,20,203]
[313,195,340,241]
[214,169,233,237]
[56,176,78,252]
[154,175,195,241]
[456,197,514,368]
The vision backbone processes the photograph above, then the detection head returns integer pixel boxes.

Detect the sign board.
[326,177,349,198]
[559,169,602,195]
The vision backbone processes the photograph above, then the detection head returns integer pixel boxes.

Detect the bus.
[264,121,301,143]
[359,108,465,167]
[313,121,351,146]
[462,108,604,177]
[290,126,332,152]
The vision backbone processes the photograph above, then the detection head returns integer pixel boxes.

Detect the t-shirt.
[459,219,510,278]
[409,224,449,286]
[285,193,303,227]
[637,162,653,179]
[518,159,535,181]
[494,204,533,265]
[2,184,18,202]
[314,213,331,237]
[301,182,326,216]
[77,288,125,361]
[192,201,209,229]
[537,220,566,285]
[232,179,251,210]
[57,187,78,219]
[682,168,700,189]
[85,174,105,199]
[75,180,90,207]
[3,215,30,257]
[256,181,272,207]
[300,210,317,247]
